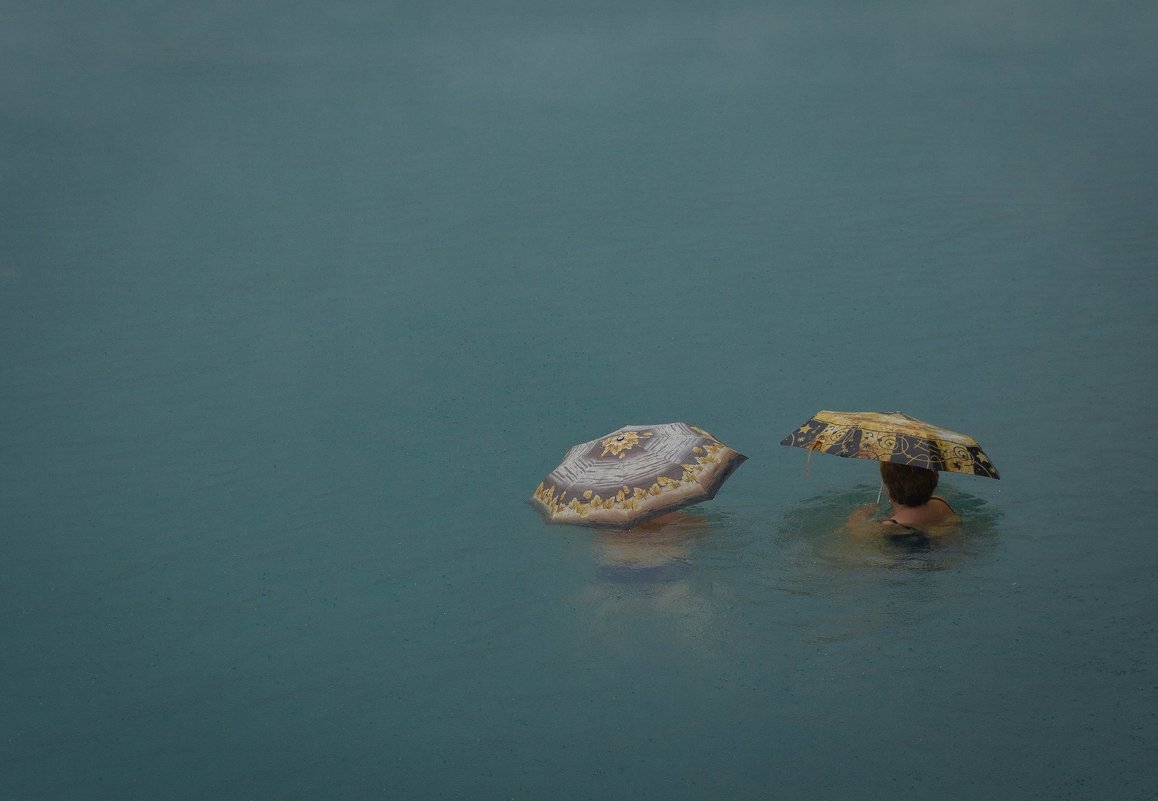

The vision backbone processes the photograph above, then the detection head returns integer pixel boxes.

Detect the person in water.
[846,461,959,537]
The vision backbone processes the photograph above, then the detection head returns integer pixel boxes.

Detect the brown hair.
[880,461,938,506]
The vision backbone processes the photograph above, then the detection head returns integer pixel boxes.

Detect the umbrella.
[779,410,1000,479]
[532,422,747,528]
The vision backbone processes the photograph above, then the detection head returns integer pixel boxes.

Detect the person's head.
[879,461,938,506]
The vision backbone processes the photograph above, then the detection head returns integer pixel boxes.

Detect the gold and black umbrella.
[779,410,999,479]
[532,423,747,528]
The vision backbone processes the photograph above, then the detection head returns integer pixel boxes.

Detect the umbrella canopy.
[779,410,1000,479]
[532,423,747,528]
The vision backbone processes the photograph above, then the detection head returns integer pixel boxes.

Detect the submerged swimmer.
[846,461,959,539]
[590,512,710,583]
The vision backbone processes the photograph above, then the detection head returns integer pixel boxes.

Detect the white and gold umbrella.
[532,423,746,528]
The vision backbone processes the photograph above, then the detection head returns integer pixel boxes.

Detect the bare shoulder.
[930,495,957,513]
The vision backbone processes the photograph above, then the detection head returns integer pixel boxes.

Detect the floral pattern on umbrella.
[532,423,747,528]
[779,410,999,479]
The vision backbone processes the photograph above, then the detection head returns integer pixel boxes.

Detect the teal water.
[3,2,1157,799]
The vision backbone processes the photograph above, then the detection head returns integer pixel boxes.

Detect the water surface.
[2,2,1156,799]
